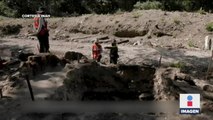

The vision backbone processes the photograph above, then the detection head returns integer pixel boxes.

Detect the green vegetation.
[0,15,6,21]
[173,18,181,25]
[134,1,163,10]
[170,61,186,69]
[197,7,206,15]
[0,1,16,17]
[115,9,124,15]
[206,22,213,32]
[1,0,213,17]
[188,41,197,48]
[132,11,142,18]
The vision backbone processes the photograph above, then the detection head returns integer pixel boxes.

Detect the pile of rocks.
[0,51,63,98]
[51,61,157,101]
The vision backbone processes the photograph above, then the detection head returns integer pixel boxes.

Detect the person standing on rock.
[33,7,49,53]
[92,39,103,62]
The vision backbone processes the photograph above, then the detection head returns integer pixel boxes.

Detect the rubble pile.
[1,50,207,102]
[51,61,158,101]
[0,50,62,98]
[153,68,181,101]
[0,58,23,97]
[51,57,203,101]
[18,53,61,76]
[0,24,22,36]
[64,51,86,61]
[0,50,212,119]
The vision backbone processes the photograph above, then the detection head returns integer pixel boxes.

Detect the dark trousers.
[97,55,102,62]
[37,34,49,53]
[110,57,118,64]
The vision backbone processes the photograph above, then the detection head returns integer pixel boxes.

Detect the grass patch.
[0,1,17,17]
[115,9,124,15]
[206,22,213,32]
[173,18,181,25]
[188,41,197,48]
[170,61,186,69]
[161,18,165,22]
[0,16,6,21]
[132,12,142,18]
[197,7,206,15]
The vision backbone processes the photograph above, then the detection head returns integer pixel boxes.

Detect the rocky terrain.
[0,10,213,120]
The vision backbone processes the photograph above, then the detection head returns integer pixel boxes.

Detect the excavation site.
[1,1,213,119]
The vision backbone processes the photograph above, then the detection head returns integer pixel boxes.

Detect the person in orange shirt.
[33,7,49,53]
[92,39,103,62]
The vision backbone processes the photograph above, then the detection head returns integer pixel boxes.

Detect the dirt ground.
[0,10,213,120]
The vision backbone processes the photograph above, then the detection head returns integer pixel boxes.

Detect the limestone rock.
[133,41,141,46]
[153,68,181,101]
[18,52,34,61]
[203,85,213,92]
[139,93,153,101]
[64,51,87,61]
[53,62,156,101]
[174,73,195,86]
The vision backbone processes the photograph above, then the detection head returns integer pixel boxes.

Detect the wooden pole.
[158,54,162,67]
[0,87,2,99]
[77,54,80,63]
[206,50,213,80]
[25,75,35,101]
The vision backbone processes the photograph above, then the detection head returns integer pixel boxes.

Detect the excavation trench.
[0,48,180,102]
[53,62,157,101]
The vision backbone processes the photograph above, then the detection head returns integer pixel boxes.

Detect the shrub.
[173,18,181,25]
[115,9,124,15]
[114,0,138,11]
[81,0,118,14]
[188,41,197,48]
[170,61,186,69]
[132,11,142,18]
[206,22,213,32]
[134,1,163,10]
[0,1,16,17]
[197,7,206,15]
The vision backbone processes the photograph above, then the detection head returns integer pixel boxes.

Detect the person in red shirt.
[92,39,103,62]
[33,7,49,53]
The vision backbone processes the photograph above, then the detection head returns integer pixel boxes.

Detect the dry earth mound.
[0,10,212,48]
[50,61,195,102]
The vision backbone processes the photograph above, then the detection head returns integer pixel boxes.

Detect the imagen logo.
[179,94,200,114]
